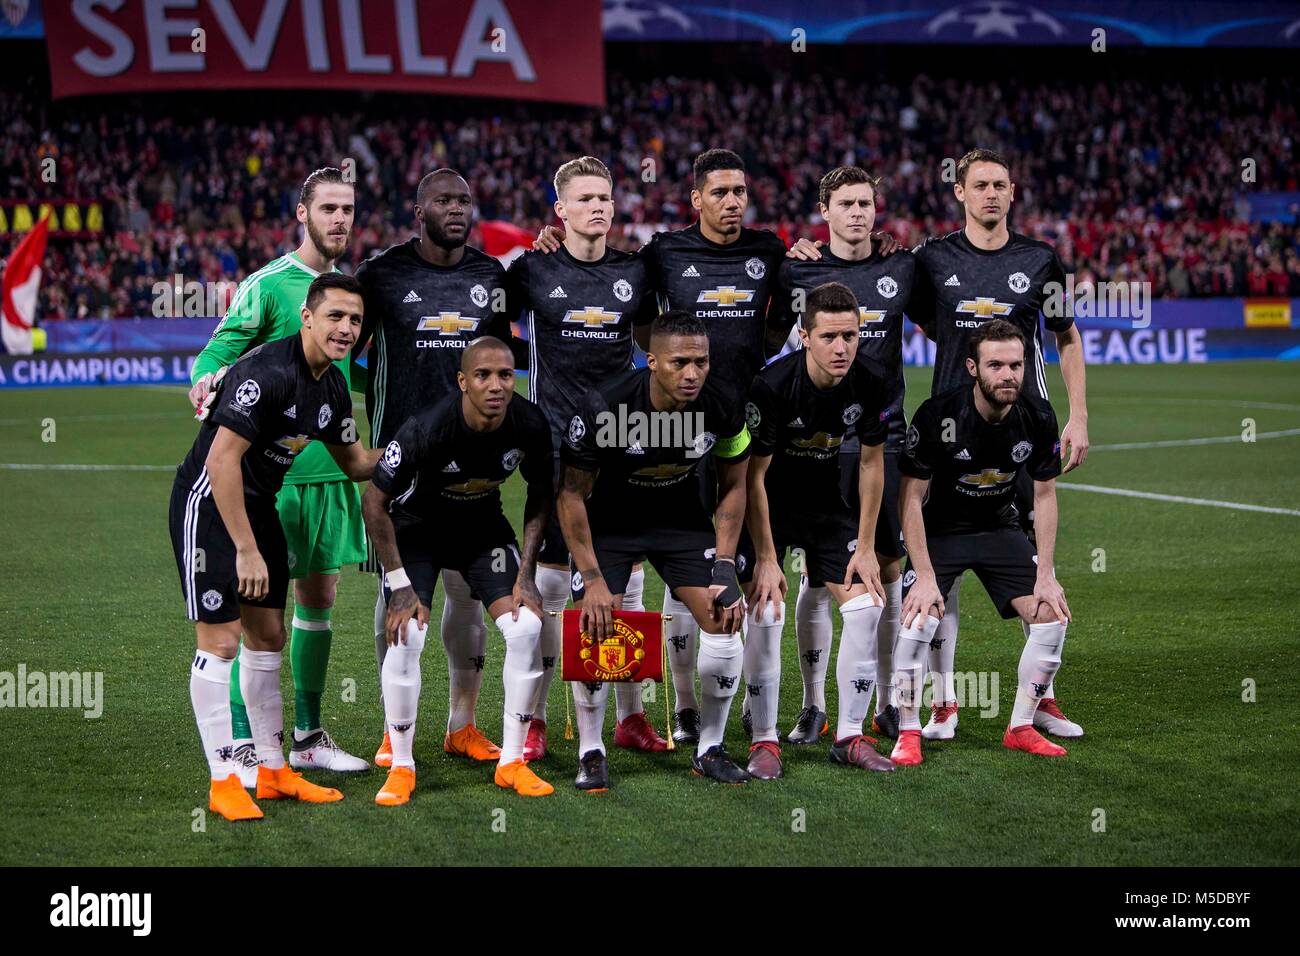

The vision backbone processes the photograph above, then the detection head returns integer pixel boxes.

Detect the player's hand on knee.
[236,546,269,602]
[1034,576,1071,624]
[385,586,424,645]
[534,225,563,252]
[845,549,884,606]
[902,575,943,629]
[709,558,744,633]
[752,559,786,622]
[511,573,543,622]
[786,237,822,261]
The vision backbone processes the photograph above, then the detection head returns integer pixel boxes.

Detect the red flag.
[561,609,664,683]
[2,211,50,355]
[479,220,536,266]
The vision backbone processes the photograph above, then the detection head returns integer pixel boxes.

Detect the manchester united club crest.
[1008,272,1031,294]
[470,283,490,308]
[613,278,633,302]
[745,256,766,280]
[578,617,649,682]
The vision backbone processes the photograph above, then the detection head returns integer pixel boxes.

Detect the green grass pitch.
[1,361,1297,866]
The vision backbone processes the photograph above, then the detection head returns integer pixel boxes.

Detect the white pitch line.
[0,463,174,472]
[0,412,182,426]
[1058,482,1300,517]
[1093,397,1300,413]
[1091,428,1300,451]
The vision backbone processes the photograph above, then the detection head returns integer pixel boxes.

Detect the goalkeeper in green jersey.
[188,167,368,780]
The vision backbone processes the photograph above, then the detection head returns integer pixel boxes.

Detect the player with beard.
[188,168,368,782]
[353,169,526,770]
[504,157,667,765]
[764,167,914,746]
[741,282,898,778]
[788,148,1087,743]
[558,311,753,787]
[172,274,381,820]
[363,338,555,802]
[892,320,1072,766]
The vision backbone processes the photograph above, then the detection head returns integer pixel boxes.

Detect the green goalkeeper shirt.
[191,252,349,485]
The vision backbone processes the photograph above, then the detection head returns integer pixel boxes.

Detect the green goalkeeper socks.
[229,645,253,740]
[290,604,332,733]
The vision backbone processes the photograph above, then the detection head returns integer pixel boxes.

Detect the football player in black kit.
[504,156,668,762]
[907,149,1088,742]
[789,149,1087,743]
[170,274,382,822]
[558,312,753,787]
[354,168,525,771]
[891,320,1072,766]
[741,282,898,778]
[362,337,556,803]
[766,166,914,746]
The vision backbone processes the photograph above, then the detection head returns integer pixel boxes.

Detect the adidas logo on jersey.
[682,265,701,278]
[954,448,972,460]
[403,290,422,303]
[627,442,645,455]
[283,405,296,417]
[945,274,960,287]
[549,286,567,298]
[788,417,804,427]
[443,461,460,473]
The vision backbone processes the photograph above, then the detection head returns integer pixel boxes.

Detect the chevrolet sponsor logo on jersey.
[954,297,1014,327]
[629,461,694,485]
[958,468,1015,488]
[788,431,844,457]
[562,307,622,340]
[264,433,311,465]
[697,286,754,308]
[443,477,506,498]
[859,307,888,339]
[416,313,480,347]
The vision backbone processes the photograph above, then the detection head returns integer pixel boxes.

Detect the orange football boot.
[375,767,416,806]
[444,724,502,762]
[209,774,263,821]
[494,758,555,797]
[256,765,344,802]
[374,732,393,768]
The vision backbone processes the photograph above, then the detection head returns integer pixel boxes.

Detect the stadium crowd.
[3,67,1298,319]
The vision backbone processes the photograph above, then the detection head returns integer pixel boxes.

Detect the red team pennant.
[561,609,664,684]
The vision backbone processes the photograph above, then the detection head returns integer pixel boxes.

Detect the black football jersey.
[370,392,553,526]
[506,245,657,447]
[355,240,517,448]
[175,335,357,501]
[769,248,916,444]
[561,367,750,529]
[747,350,894,506]
[640,222,786,408]
[899,385,1062,535]
[911,230,1072,402]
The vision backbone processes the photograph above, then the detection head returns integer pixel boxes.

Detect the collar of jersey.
[286,251,339,277]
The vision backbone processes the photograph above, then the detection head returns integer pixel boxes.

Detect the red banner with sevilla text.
[44,0,604,106]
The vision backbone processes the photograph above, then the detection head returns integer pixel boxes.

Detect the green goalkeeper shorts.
[276,480,366,579]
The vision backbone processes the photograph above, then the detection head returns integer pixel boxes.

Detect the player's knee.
[876,557,901,582]
[197,623,241,660]
[750,601,781,627]
[295,574,338,608]
[1025,604,1064,626]
[499,607,543,642]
